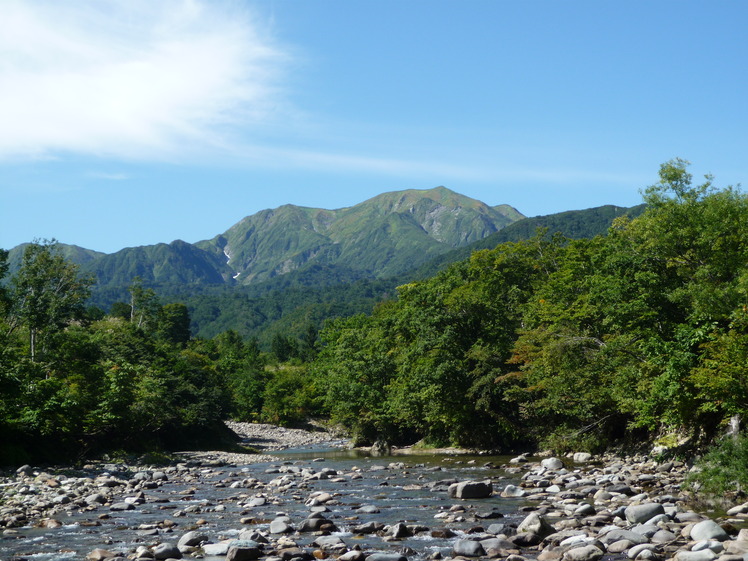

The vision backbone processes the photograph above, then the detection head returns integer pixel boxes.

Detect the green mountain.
[5,186,522,306]
[196,186,522,284]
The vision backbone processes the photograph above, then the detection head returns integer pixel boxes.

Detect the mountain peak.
[196,186,523,284]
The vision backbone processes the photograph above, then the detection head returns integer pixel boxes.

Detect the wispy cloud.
[0,0,288,161]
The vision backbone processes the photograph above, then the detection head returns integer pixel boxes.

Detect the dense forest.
[2,160,747,468]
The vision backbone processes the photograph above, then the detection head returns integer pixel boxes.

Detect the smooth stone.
[607,540,636,553]
[674,550,717,561]
[449,480,493,499]
[502,484,526,498]
[177,530,209,548]
[153,543,182,560]
[628,544,658,559]
[110,502,135,511]
[692,540,724,553]
[313,535,346,549]
[87,549,119,561]
[226,545,263,561]
[650,529,678,543]
[453,539,486,557]
[562,545,604,561]
[600,529,648,545]
[203,542,232,556]
[542,457,564,470]
[574,504,596,516]
[270,517,294,534]
[511,532,543,547]
[690,520,729,542]
[365,555,408,561]
[517,512,556,537]
[573,453,593,463]
[625,503,666,525]
[339,552,366,561]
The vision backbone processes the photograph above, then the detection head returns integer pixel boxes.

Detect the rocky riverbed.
[1,424,747,561]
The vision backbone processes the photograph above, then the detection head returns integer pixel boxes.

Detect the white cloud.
[0,0,288,161]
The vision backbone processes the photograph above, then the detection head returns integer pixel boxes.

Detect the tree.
[128,277,160,331]
[8,240,93,362]
[158,303,191,345]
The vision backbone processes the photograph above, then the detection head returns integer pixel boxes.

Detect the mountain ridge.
[6,186,524,292]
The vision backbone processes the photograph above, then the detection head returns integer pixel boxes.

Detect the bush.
[687,434,748,497]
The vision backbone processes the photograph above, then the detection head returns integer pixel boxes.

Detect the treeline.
[2,159,746,464]
[310,160,748,450]
[0,245,311,464]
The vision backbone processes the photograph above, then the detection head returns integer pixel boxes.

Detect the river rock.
[226,544,263,561]
[177,530,209,548]
[690,520,729,542]
[562,544,604,561]
[625,503,665,524]
[203,542,232,556]
[542,457,564,470]
[353,521,385,534]
[313,535,346,550]
[517,512,556,538]
[110,501,135,511]
[628,544,659,559]
[502,484,526,498]
[448,480,493,499]
[87,549,119,561]
[453,538,486,557]
[386,522,412,538]
[674,550,717,561]
[573,453,593,463]
[270,516,294,534]
[153,542,182,559]
[481,537,516,556]
[599,529,648,545]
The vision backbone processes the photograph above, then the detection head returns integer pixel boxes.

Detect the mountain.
[196,186,522,284]
[7,243,105,275]
[5,186,523,299]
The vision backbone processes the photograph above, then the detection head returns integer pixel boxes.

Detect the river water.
[0,446,527,561]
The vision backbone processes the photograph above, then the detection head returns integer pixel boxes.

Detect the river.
[0,445,526,561]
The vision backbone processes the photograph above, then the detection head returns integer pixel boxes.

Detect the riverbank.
[2,423,747,561]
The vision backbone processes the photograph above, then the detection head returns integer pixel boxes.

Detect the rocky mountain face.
[196,186,523,284]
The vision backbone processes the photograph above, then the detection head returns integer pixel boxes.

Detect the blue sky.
[1,0,746,254]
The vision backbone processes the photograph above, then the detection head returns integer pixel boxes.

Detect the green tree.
[8,240,93,362]
[158,302,191,345]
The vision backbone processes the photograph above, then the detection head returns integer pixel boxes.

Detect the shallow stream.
[0,446,527,561]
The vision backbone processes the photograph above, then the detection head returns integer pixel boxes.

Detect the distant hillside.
[405,204,647,281]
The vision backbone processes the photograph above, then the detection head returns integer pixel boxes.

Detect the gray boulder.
[226,545,263,561]
[625,503,665,524]
[541,457,564,470]
[517,512,556,538]
[453,539,486,557]
[690,520,728,542]
[177,531,209,548]
[448,480,493,499]
[153,543,181,560]
[674,551,717,561]
[562,545,604,561]
[365,555,407,561]
[269,516,293,534]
